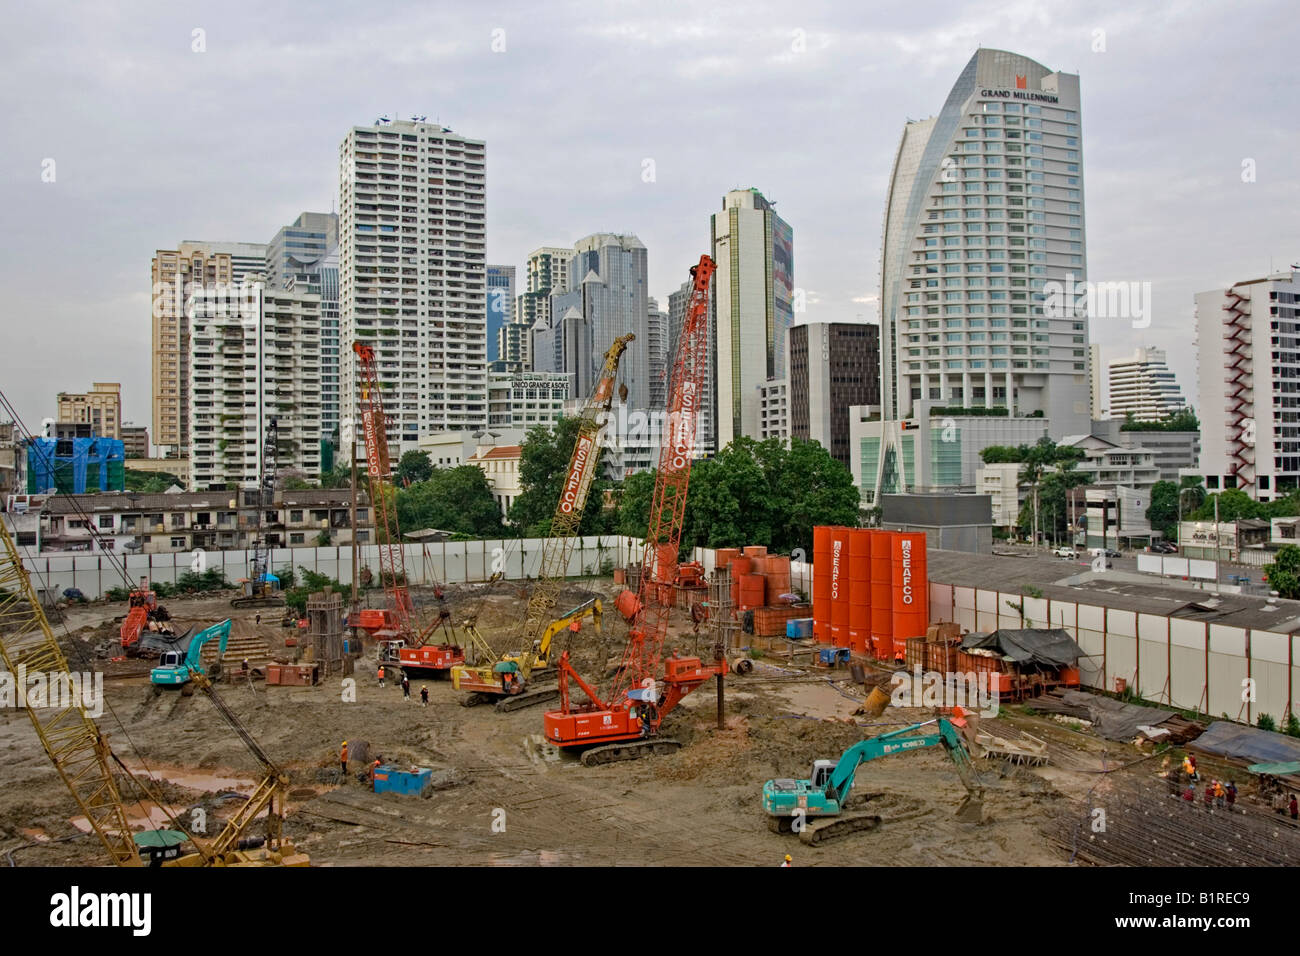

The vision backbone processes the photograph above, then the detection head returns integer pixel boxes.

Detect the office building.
[486,264,516,363]
[56,383,122,439]
[788,322,881,467]
[711,187,794,445]
[1108,347,1186,423]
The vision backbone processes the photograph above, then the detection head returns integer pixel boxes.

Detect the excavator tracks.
[495,686,559,713]
[799,813,883,846]
[579,737,681,767]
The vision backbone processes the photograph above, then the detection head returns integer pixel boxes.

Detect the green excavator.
[762,715,985,846]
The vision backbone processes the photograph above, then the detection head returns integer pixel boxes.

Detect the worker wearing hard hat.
[340,741,349,779]
[780,854,792,867]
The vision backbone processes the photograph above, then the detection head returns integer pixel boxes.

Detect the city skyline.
[2,1,1297,432]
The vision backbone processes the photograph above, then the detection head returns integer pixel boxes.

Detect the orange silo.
[812,526,832,643]
[869,529,894,661]
[847,529,872,656]
[828,527,850,648]
[890,531,929,660]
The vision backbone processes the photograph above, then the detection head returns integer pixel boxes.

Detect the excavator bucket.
[955,790,985,824]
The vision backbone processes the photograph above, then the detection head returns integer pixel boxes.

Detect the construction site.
[3,256,1300,870]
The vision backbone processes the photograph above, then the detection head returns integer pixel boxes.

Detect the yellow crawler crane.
[451,334,632,712]
[0,517,307,866]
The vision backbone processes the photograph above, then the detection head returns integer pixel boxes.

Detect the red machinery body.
[353,342,463,673]
[543,255,725,750]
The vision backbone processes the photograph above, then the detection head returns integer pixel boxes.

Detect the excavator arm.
[535,597,602,667]
[827,718,983,814]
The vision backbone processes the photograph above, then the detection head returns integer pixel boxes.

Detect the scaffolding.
[307,589,351,678]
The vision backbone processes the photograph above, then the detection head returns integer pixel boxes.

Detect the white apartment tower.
[338,119,487,452]
[188,286,323,490]
[879,49,1090,433]
[711,187,794,447]
[1195,269,1300,502]
[1107,347,1186,423]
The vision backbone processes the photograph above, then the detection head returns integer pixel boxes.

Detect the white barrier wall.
[23,535,646,599]
[928,583,1300,723]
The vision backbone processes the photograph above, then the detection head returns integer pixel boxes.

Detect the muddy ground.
[0,580,1284,867]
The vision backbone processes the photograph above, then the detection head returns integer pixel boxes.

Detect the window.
[290,510,304,523]
[290,533,305,545]
[170,537,185,548]
[98,516,114,529]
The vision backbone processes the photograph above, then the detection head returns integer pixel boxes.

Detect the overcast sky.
[2,0,1296,434]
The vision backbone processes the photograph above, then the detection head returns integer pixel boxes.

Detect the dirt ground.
[0,579,1283,867]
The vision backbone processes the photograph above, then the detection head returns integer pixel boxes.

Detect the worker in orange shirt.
[369,757,383,789]
[340,741,349,778]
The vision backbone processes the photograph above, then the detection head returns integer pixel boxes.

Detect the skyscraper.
[517,246,573,334]
[711,187,794,447]
[647,297,668,411]
[788,322,881,468]
[1107,347,1186,423]
[266,212,339,291]
[879,49,1088,432]
[541,234,649,408]
[338,118,487,450]
[486,264,516,363]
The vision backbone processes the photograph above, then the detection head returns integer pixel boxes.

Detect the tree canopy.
[1265,544,1300,600]
[395,465,504,538]
[1120,407,1200,432]
[616,436,859,557]
[509,417,614,537]
[395,450,434,486]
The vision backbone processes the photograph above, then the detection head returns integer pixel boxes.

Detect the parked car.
[1151,542,1177,554]
[1104,548,1122,558]
[1054,547,1078,559]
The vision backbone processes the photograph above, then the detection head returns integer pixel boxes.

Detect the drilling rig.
[451,334,632,710]
[542,256,726,765]
[353,341,461,674]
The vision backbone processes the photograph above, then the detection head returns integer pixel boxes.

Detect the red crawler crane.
[353,341,462,674]
[542,255,725,765]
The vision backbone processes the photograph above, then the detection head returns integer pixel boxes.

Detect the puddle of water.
[120,762,256,793]
[70,805,173,833]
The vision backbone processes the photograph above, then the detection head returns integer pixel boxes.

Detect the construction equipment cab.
[151,619,232,687]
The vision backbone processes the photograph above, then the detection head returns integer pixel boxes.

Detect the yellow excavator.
[450,333,632,712]
[0,517,307,867]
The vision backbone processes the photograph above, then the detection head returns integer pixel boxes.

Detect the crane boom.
[450,335,631,704]
[543,255,723,760]
[610,254,715,704]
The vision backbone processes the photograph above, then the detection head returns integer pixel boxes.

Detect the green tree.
[318,463,352,489]
[616,469,657,537]
[1190,488,1260,522]
[396,466,504,537]
[764,438,860,555]
[395,450,433,486]
[1265,544,1300,599]
[979,444,1027,464]
[509,418,611,536]
[124,468,184,493]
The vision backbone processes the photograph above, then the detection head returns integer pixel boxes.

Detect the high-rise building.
[486,264,516,363]
[152,244,266,457]
[266,213,339,291]
[878,49,1088,432]
[496,321,532,370]
[1107,347,1186,423]
[56,383,122,439]
[1089,343,1104,418]
[189,286,323,490]
[338,119,487,452]
[540,234,649,409]
[646,297,668,411]
[788,323,881,468]
[1195,269,1300,502]
[711,187,794,446]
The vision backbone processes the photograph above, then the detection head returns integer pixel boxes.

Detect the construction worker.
[569,619,581,635]
[1214,779,1226,809]
[1182,754,1197,781]
[369,757,382,789]
[420,685,429,707]
[256,613,261,625]
[1181,783,1196,804]
[1203,781,1215,810]
[1225,780,1237,810]
[402,675,411,701]
[1272,786,1288,814]
[1291,793,1298,821]
[377,664,386,688]
[780,854,792,868]
[340,741,349,778]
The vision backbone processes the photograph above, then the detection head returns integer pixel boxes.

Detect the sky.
[2,0,1297,435]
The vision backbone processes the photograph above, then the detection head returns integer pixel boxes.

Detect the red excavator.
[542,255,726,765]
[119,578,174,655]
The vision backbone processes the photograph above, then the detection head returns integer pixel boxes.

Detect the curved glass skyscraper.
[879,49,1089,432]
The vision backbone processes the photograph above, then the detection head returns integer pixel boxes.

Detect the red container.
[827,527,851,648]
[869,530,894,660]
[730,556,753,577]
[847,529,871,656]
[749,556,768,575]
[743,545,768,559]
[715,548,741,572]
[812,526,832,644]
[890,531,928,659]
[614,588,641,621]
[739,573,767,610]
